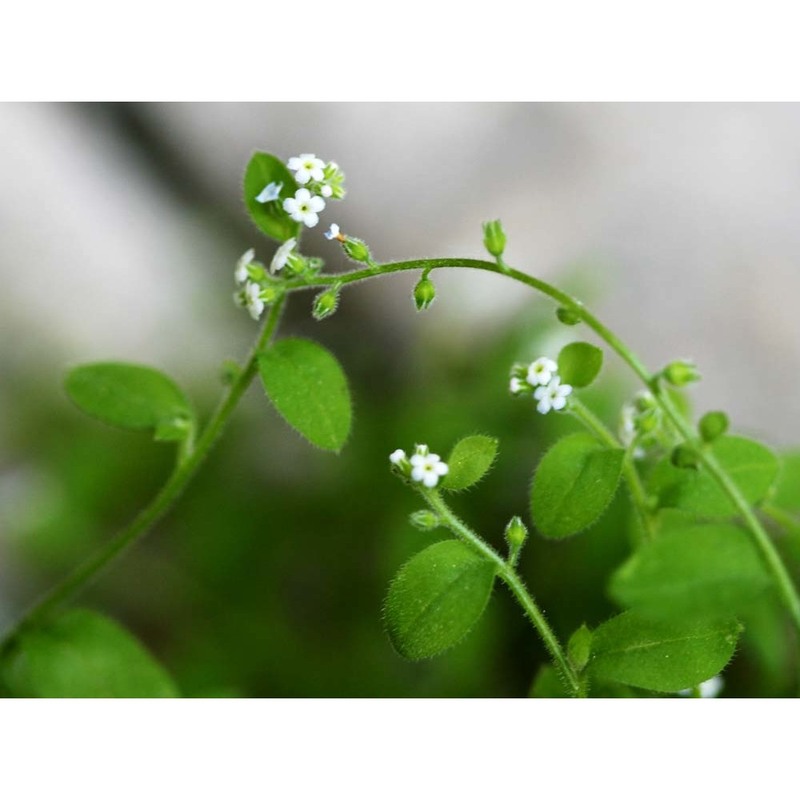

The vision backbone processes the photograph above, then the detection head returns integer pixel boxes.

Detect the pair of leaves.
[531,433,625,539]
[1,609,177,698]
[649,435,779,517]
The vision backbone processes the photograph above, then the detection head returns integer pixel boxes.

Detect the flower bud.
[312,285,341,321]
[482,220,507,258]
[567,624,593,672]
[633,391,657,413]
[413,274,436,311]
[671,443,700,470]
[663,359,701,387]
[699,410,729,443]
[556,306,582,326]
[505,516,528,549]
[634,408,660,434]
[342,237,372,264]
[409,509,441,531]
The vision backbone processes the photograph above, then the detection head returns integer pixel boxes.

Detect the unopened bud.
[567,624,593,672]
[671,443,700,470]
[634,408,660,435]
[409,510,441,531]
[663,359,701,387]
[413,274,436,311]
[505,516,528,549]
[556,306,582,326]
[312,284,341,321]
[342,237,372,264]
[482,220,507,258]
[699,410,729,443]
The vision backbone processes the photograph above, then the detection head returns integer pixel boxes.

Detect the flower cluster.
[389,444,449,489]
[232,249,282,321]
[619,390,662,457]
[509,357,573,414]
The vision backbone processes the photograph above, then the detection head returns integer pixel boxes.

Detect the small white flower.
[235,248,255,284]
[324,223,341,241]
[527,357,558,387]
[255,181,283,203]
[620,404,637,446]
[509,377,524,395]
[409,450,449,488]
[320,184,333,198]
[534,377,573,414]
[389,449,406,465]
[283,188,326,228]
[244,282,264,320]
[270,237,297,274]
[678,675,724,699]
[287,154,325,185]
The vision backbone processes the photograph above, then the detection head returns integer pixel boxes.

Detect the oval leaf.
[771,450,800,513]
[610,523,772,621]
[1,609,178,698]
[384,540,496,660]
[243,152,300,243]
[65,362,193,437]
[531,433,625,539]
[442,435,499,491]
[557,342,603,388]
[649,435,779,517]
[258,337,352,452]
[588,611,740,693]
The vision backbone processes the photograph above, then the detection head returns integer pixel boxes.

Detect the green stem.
[568,397,657,542]
[425,489,585,698]
[0,297,287,648]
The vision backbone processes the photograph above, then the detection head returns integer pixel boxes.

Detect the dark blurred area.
[1,104,800,696]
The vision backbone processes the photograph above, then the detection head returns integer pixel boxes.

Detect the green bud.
[671,443,700,470]
[567,624,593,672]
[699,410,729,443]
[409,509,441,531]
[261,285,282,305]
[633,391,657,413]
[312,285,341,321]
[634,408,660,434]
[413,274,436,311]
[556,306,582,326]
[663,359,701,387]
[482,220,507,258]
[504,516,528,549]
[342,237,372,264]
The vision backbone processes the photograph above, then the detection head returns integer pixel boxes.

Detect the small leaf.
[567,623,593,672]
[442,435,499,491]
[65,362,193,440]
[649,435,779,517]
[384,540,496,660]
[529,665,571,698]
[243,152,300,243]
[610,523,772,621]
[588,611,740,693]
[258,337,352,453]
[531,433,625,539]
[557,342,603,388]
[1,609,178,698]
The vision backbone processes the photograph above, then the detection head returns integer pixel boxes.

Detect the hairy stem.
[0,297,287,649]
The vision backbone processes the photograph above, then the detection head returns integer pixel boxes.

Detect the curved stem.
[0,297,287,648]
[424,489,585,698]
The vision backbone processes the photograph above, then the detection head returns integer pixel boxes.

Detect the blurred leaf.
[442,435,499,491]
[529,664,570,698]
[557,342,603,388]
[588,611,740,693]
[649,435,779,517]
[610,523,771,620]
[384,540,496,660]
[771,450,800,513]
[531,433,624,539]
[258,337,352,452]
[1,609,178,698]
[243,152,300,243]
[64,362,193,441]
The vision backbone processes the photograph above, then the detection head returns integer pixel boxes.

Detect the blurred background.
[1,103,799,696]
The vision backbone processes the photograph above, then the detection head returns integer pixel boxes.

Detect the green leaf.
[1,609,178,698]
[771,450,800,513]
[384,540,496,660]
[243,152,300,243]
[557,342,603,388]
[588,611,740,693]
[610,523,772,621]
[567,623,593,672]
[64,362,193,440]
[442,435,499,491]
[258,337,352,452]
[649,435,779,517]
[529,665,571,698]
[531,433,625,539]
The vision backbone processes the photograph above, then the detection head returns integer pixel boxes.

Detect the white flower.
[244,282,264,320]
[235,248,255,284]
[324,223,341,241]
[270,237,297,274]
[255,181,283,203]
[389,449,406,465]
[527,357,558,387]
[283,188,326,228]
[534,377,573,414]
[287,154,325,185]
[320,184,333,198]
[509,377,524,395]
[678,675,724,699]
[409,450,449,488]
[620,404,637,446]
